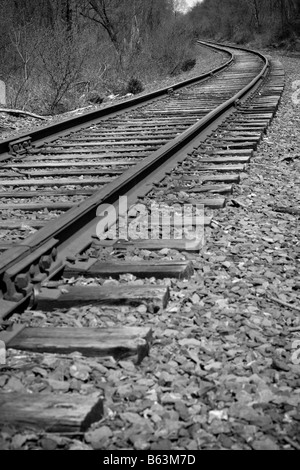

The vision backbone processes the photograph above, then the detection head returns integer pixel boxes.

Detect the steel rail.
[0,46,233,161]
[0,42,269,319]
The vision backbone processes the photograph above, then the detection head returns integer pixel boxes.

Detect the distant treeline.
[0,0,195,113]
[1,0,297,114]
[187,0,300,46]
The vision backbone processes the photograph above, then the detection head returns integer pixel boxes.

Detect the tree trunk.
[62,0,73,32]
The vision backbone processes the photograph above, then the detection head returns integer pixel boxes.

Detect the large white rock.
[0,340,6,365]
[0,80,6,105]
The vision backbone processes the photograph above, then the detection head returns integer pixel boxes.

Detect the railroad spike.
[39,255,52,272]
[2,273,24,303]
[14,273,29,290]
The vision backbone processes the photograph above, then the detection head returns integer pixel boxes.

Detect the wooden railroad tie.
[32,285,170,311]
[190,156,251,164]
[169,184,233,194]
[0,393,104,433]
[63,260,194,280]
[93,238,206,252]
[2,326,153,364]
[171,174,241,184]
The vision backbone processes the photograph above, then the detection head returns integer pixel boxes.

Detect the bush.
[38,24,85,114]
[181,58,196,72]
[232,28,254,45]
[126,77,144,95]
[87,91,104,104]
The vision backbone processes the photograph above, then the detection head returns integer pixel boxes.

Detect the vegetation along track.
[0,41,284,433]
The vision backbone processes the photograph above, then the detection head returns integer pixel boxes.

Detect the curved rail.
[199,40,269,96]
[0,47,233,161]
[0,41,272,318]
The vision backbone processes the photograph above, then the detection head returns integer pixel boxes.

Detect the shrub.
[87,91,104,104]
[126,77,144,95]
[38,24,85,114]
[181,58,196,72]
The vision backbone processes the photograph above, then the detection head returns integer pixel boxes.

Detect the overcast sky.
[186,0,202,7]
[183,0,203,12]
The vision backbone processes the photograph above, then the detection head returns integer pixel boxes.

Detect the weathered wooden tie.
[94,238,205,252]
[0,393,104,433]
[5,327,152,363]
[64,259,194,280]
[32,285,169,310]
[170,184,233,194]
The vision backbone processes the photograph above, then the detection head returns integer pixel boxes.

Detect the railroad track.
[0,41,285,434]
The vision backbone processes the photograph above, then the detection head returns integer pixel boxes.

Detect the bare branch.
[0,108,47,120]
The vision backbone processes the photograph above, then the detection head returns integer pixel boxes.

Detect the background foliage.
[0,0,298,114]
[0,0,195,113]
[187,0,300,47]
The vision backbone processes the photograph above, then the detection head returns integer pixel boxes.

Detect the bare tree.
[9,16,41,108]
[246,0,262,30]
[79,0,122,54]
[187,0,300,42]
[39,23,84,113]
